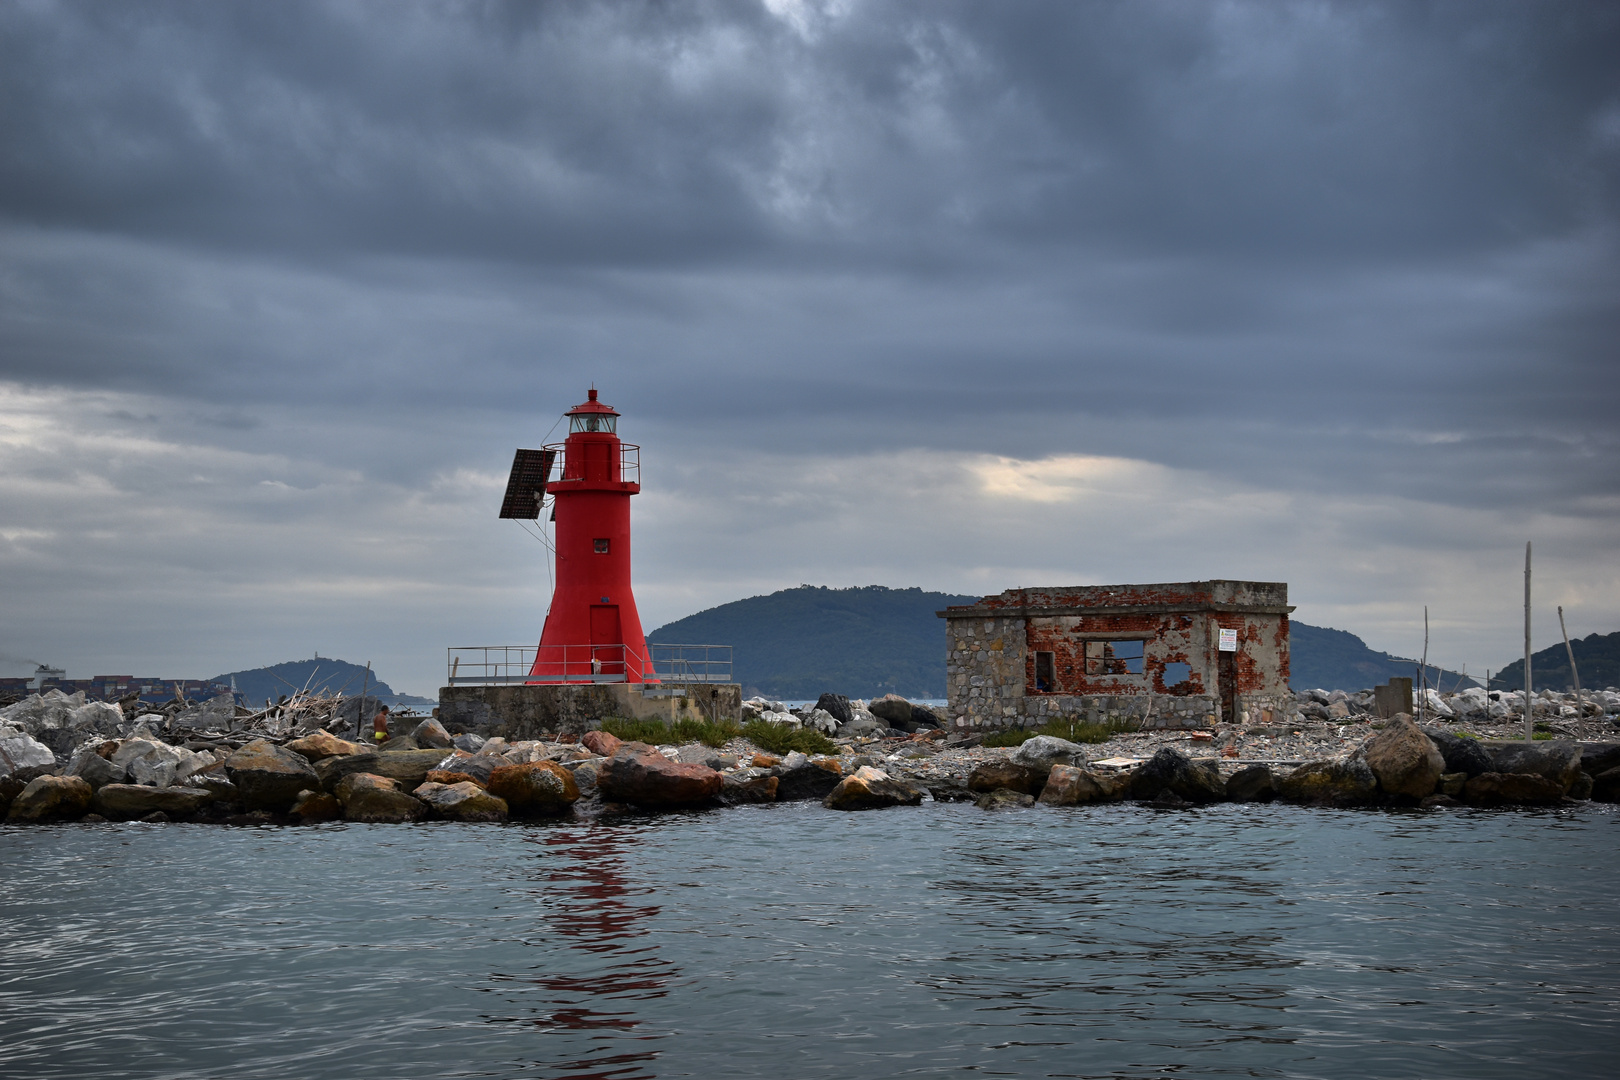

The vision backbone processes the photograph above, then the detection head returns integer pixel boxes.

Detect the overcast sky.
[2,0,1617,696]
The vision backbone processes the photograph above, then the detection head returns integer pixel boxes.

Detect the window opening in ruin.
[1034,651,1055,692]
[1162,661,1192,688]
[1085,640,1145,676]
[593,538,610,554]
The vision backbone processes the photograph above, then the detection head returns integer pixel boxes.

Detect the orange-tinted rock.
[412,780,508,822]
[285,730,360,762]
[425,769,484,788]
[823,766,923,811]
[5,774,92,822]
[487,761,579,815]
[751,753,780,769]
[336,772,426,823]
[581,730,623,757]
[597,749,721,808]
[290,789,342,822]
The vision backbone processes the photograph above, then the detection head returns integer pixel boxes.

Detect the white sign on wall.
[1218,628,1238,652]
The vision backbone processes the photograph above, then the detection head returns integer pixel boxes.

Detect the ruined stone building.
[939,580,1298,731]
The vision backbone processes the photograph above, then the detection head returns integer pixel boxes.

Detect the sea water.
[1,801,1616,1079]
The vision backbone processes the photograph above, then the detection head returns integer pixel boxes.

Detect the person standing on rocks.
[372,705,391,745]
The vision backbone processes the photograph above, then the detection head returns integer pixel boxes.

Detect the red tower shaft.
[527,390,653,683]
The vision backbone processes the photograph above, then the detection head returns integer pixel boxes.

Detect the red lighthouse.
[501,389,654,683]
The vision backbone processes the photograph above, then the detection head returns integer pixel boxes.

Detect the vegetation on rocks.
[739,720,837,756]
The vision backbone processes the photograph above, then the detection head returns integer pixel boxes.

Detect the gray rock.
[867,696,918,731]
[1438,772,1467,797]
[451,732,487,753]
[802,708,841,735]
[1363,714,1444,798]
[1483,741,1583,793]
[814,693,853,725]
[973,788,1035,810]
[1275,756,1379,805]
[1424,729,1493,778]
[66,747,125,790]
[1590,766,1620,803]
[0,731,58,781]
[1013,735,1085,769]
[225,739,321,811]
[1462,771,1564,806]
[411,718,454,749]
[772,758,844,801]
[1128,748,1226,803]
[93,784,214,821]
[1225,765,1276,802]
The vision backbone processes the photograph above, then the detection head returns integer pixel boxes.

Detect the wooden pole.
[359,661,372,739]
[1523,542,1533,741]
[1558,605,1584,720]
[1419,606,1429,723]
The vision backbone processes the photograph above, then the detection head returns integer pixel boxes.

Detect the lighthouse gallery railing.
[446,643,732,685]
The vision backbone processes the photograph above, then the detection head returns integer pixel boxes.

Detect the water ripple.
[2,805,1617,1078]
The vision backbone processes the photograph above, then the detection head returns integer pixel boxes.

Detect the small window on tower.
[593,538,610,554]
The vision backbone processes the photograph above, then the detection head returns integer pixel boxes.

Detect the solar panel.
[498,448,555,519]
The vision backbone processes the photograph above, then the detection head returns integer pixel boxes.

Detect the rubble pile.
[2,683,1617,825]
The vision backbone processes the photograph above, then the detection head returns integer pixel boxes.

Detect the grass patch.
[981,717,1135,748]
[1532,730,1554,740]
[597,716,742,748]
[741,720,838,757]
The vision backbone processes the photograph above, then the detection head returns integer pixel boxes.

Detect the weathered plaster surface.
[941,580,1297,731]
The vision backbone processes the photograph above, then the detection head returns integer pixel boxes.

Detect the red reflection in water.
[491,826,676,1080]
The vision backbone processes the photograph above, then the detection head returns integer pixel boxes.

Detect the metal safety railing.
[543,442,640,487]
[446,642,731,685]
[648,643,733,683]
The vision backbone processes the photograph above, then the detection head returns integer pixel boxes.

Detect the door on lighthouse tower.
[590,605,623,677]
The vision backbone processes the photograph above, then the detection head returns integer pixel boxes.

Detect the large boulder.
[974,788,1035,810]
[5,774,92,822]
[315,752,380,791]
[1038,765,1127,806]
[0,730,58,781]
[487,761,579,816]
[111,738,213,788]
[447,752,513,786]
[66,745,125,790]
[1275,756,1379,805]
[968,759,1051,797]
[1424,729,1493,778]
[1581,743,1620,780]
[92,784,213,821]
[2,693,125,757]
[290,789,342,822]
[1128,748,1226,803]
[1482,741,1583,793]
[1225,765,1277,802]
[413,780,509,821]
[1362,714,1444,799]
[411,718,454,749]
[580,730,622,757]
[370,749,452,787]
[719,772,778,804]
[867,695,915,729]
[285,730,359,762]
[336,772,427,822]
[800,708,842,735]
[823,766,924,811]
[225,739,321,811]
[1590,766,1620,803]
[597,749,722,808]
[1463,771,1565,806]
[814,693,853,725]
[1013,735,1085,770]
[772,753,845,801]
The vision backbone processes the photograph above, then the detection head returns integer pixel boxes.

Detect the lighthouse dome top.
[566,387,619,433]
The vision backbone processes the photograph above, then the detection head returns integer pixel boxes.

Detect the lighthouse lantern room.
[499,388,654,683]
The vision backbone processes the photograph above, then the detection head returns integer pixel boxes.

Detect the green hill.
[648,585,977,699]
[648,584,1480,698]
[1490,631,1620,691]
[214,658,435,709]
[1287,622,1473,692]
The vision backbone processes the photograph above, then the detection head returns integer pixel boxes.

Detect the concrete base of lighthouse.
[437,682,742,740]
